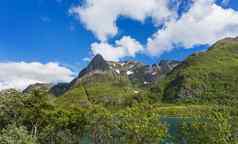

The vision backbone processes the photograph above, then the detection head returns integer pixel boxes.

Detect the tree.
[21,90,54,138]
[176,110,235,144]
[0,90,25,129]
[0,124,38,144]
[117,105,168,144]
[85,105,169,144]
[38,108,88,144]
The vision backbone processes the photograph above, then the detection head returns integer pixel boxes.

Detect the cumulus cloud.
[0,62,75,91]
[71,0,238,58]
[70,0,174,41]
[91,36,144,61]
[147,0,238,55]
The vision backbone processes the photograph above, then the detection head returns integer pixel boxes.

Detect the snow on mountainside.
[20,54,180,96]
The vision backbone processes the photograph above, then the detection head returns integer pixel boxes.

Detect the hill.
[157,37,238,105]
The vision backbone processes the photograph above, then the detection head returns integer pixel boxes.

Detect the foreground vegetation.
[0,90,237,144]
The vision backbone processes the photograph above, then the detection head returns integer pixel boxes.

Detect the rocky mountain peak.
[78,54,109,78]
[87,54,109,71]
[158,60,181,74]
[68,54,111,87]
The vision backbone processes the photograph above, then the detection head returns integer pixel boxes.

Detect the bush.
[0,124,38,144]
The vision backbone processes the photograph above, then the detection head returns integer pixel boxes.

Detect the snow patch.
[151,72,157,76]
[129,65,135,69]
[115,69,120,74]
[144,81,149,85]
[127,71,134,75]
[120,63,125,66]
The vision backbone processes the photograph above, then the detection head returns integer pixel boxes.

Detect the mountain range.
[1,37,238,143]
[2,37,238,108]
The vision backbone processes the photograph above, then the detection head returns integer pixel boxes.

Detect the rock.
[78,54,109,78]
[50,83,70,96]
[158,60,181,74]
[23,83,53,94]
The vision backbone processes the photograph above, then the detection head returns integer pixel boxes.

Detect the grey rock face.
[158,60,181,74]
[78,54,110,78]
[50,83,70,96]
[23,83,53,94]
[21,55,182,97]
[70,54,181,88]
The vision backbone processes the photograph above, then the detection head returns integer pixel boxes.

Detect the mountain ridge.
[157,37,238,105]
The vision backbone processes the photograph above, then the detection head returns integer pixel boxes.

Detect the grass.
[157,40,238,105]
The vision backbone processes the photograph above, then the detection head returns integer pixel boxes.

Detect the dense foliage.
[0,90,237,143]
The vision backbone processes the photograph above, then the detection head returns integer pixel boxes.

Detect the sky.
[0,0,238,90]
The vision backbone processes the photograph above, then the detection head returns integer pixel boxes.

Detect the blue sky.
[0,0,238,90]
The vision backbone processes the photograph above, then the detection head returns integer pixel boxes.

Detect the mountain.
[55,54,180,108]
[159,60,181,74]
[157,37,238,105]
[70,54,180,88]
[23,83,53,94]
[21,53,180,108]
[19,53,181,108]
[49,83,70,96]
[57,56,144,108]
[21,36,238,107]
[23,82,70,97]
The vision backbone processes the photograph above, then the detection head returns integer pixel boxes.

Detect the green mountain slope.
[158,37,238,105]
[55,54,178,109]
[56,68,148,109]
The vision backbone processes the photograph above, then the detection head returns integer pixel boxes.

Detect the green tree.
[39,108,88,144]
[21,91,54,138]
[86,105,168,144]
[0,90,25,129]
[0,124,38,144]
[117,105,168,144]
[86,106,115,144]
[176,111,234,144]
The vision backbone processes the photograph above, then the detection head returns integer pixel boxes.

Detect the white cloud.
[147,0,238,56]
[71,0,238,58]
[70,0,174,41]
[0,62,75,91]
[91,36,143,61]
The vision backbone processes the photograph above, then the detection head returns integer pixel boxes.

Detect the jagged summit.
[88,54,109,71]
[158,60,181,74]
[20,54,182,96]
[78,54,109,78]
[21,54,182,96]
